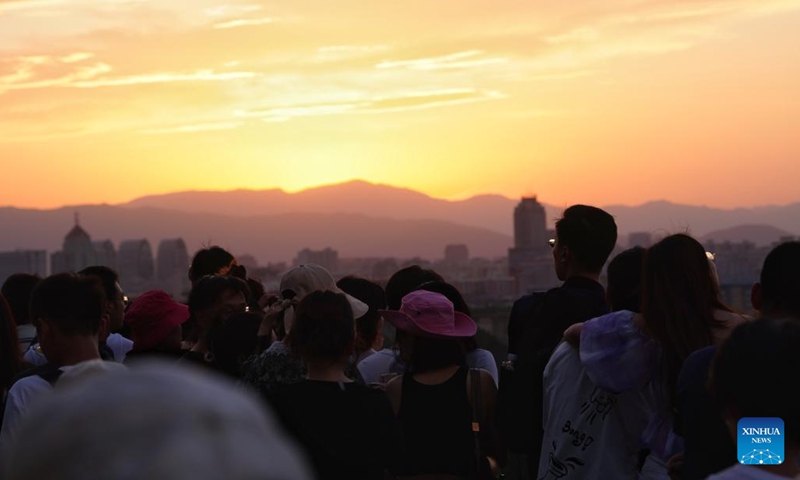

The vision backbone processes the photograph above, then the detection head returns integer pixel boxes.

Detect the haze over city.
[1,0,799,210]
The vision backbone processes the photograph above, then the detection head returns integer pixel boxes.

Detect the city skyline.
[1,0,799,209]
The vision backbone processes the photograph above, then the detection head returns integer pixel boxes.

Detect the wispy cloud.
[0,0,63,14]
[60,52,94,63]
[236,88,505,122]
[213,17,273,29]
[204,4,262,17]
[140,121,243,134]
[375,50,508,70]
[0,58,258,93]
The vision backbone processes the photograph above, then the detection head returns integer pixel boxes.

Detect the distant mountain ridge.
[2,180,798,264]
[123,180,800,239]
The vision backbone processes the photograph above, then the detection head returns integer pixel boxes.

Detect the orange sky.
[1,0,799,209]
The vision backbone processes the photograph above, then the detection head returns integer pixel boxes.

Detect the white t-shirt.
[0,366,72,453]
[356,349,404,386]
[106,333,133,362]
[538,341,651,480]
[356,347,499,386]
[23,333,132,366]
[466,349,499,387]
[707,464,795,479]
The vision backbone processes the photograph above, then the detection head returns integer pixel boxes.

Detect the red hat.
[125,290,189,351]
[379,290,477,339]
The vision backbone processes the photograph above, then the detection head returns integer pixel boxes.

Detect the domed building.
[51,214,97,274]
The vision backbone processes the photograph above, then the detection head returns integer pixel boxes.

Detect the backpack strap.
[470,368,483,479]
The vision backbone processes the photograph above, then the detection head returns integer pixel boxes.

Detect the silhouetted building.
[628,232,653,248]
[118,239,155,295]
[0,250,47,284]
[92,240,117,270]
[514,196,547,249]
[295,248,338,272]
[444,244,469,264]
[156,238,190,300]
[51,214,96,274]
[508,196,558,294]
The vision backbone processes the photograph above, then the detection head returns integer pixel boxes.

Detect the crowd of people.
[0,203,798,480]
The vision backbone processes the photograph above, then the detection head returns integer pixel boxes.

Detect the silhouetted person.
[708,319,800,479]
[1,274,41,351]
[188,246,237,288]
[498,205,617,478]
[0,274,107,453]
[675,241,800,479]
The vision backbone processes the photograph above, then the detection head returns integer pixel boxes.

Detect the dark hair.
[207,312,262,379]
[385,266,444,310]
[414,281,479,351]
[606,247,646,312]
[288,290,354,363]
[0,294,23,390]
[187,275,251,317]
[337,276,386,358]
[711,320,800,444]
[406,336,466,374]
[30,273,106,336]
[642,234,730,408]
[246,277,265,308]
[78,266,120,304]
[1,274,41,326]
[759,241,800,318]
[555,205,618,273]
[188,247,235,283]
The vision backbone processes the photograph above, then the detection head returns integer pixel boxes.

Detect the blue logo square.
[737,417,784,465]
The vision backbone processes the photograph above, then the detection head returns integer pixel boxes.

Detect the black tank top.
[397,366,475,477]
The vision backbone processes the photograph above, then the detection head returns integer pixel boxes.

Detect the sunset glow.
[1,0,799,209]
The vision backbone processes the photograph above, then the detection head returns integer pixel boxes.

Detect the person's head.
[5,364,313,480]
[642,234,729,405]
[385,265,444,310]
[207,312,262,379]
[414,281,478,351]
[79,266,125,333]
[277,264,368,337]
[30,273,106,366]
[606,247,646,312]
[187,275,250,337]
[380,290,477,373]
[0,294,23,390]
[125,290,189,352]
[711,319,800,447]
[246,277,266,310]
[1,273,41,326]
[751,241,800,319]
[552,205,618,281]
[188,247,236,287]
[336,276,386,355]
[287,291,355,369]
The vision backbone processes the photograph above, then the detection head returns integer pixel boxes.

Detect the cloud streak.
[375,50,508,70]
[140,121,243,134]
[213,17,274,29]
[236,88,505,122]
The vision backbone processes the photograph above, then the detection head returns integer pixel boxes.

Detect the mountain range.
[1,180,797,264]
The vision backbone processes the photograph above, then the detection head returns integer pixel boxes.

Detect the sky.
[1,0,799,210]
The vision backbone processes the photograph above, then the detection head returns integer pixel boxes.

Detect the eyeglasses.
[548,239,556,248]
[122,295,129,306]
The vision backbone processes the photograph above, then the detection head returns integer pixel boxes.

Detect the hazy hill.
[0,206,512,264]
[124,180,523,235]
[701,224,794,246]
[124,181,800,238]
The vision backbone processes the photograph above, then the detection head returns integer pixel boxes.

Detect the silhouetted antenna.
[74,211,80,226]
